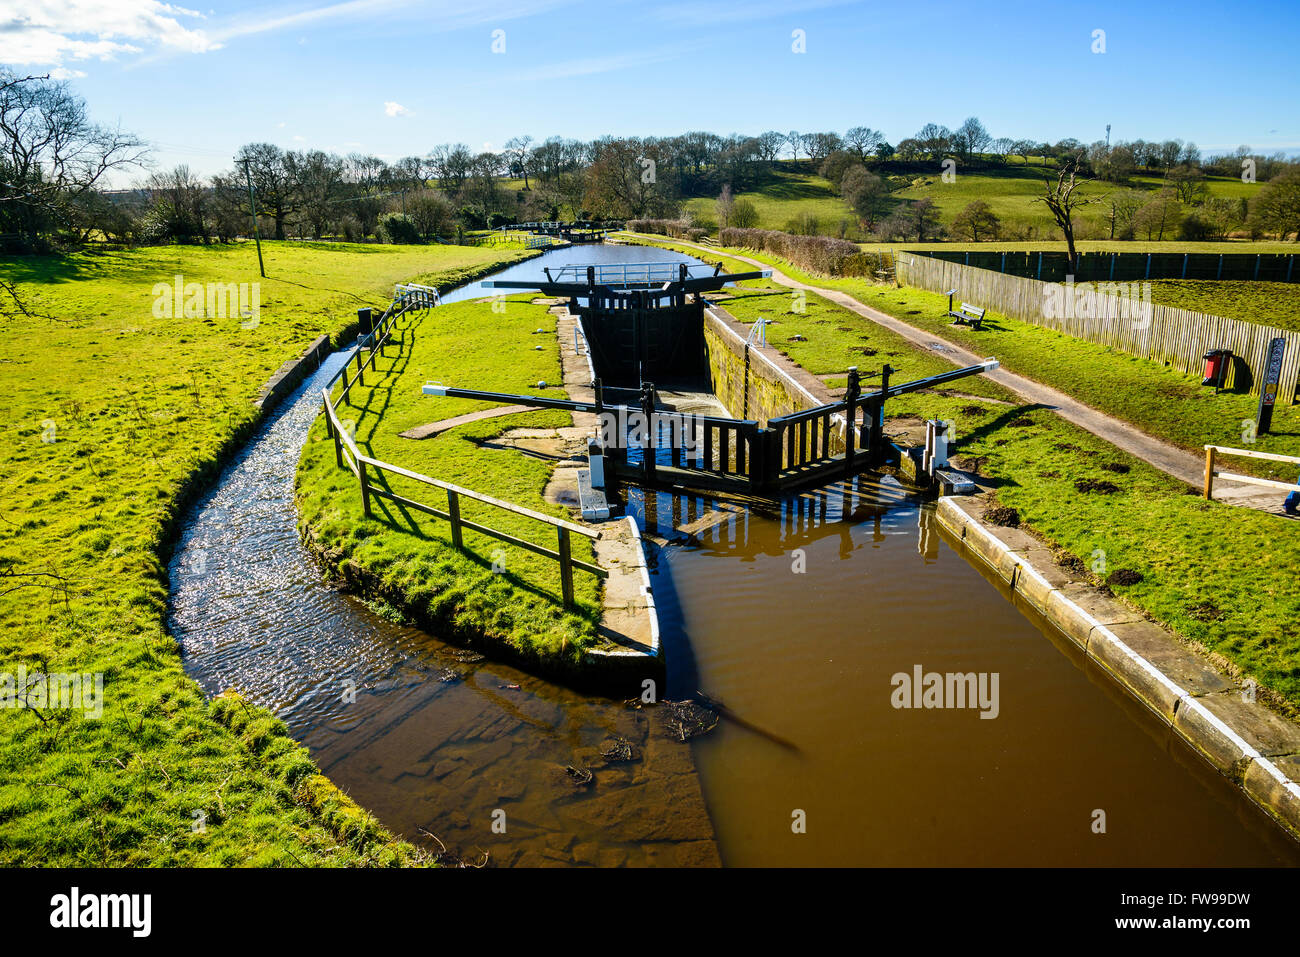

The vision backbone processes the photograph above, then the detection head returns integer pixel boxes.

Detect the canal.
[167,242,1300,866]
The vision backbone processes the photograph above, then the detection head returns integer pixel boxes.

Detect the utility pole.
[239,157,266,278]
[1105,123,1111,149]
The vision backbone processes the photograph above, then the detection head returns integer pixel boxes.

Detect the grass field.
[684,168,853,232]
[0,239,533,865]
[297,294,603,665]
[629,235,1300,712]
[683,162,1266,243]
[1145,279,1300,332]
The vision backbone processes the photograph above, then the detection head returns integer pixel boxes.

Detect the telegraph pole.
[238,158,266,278]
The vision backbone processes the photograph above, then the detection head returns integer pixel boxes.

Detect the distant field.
[681,162,1263,243]
[861,240,1300,254]
[684,168,851,232]
[1145,279,1300,332]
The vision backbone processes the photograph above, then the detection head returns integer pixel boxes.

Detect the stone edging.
[935,495,1300,841]
[253,333,334,411]
[585,515,661,662]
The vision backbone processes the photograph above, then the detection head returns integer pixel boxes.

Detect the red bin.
[1202,349,1231,391]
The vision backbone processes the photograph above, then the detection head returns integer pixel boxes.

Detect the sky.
[3,0,1298,184]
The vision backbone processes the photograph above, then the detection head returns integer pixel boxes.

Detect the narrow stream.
[168,244,1300,866]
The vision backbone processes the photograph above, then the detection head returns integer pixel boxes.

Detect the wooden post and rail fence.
[1202,445,1300,503]
[319,289,604,610]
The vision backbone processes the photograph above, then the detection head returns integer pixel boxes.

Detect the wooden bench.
[944,289,986,329]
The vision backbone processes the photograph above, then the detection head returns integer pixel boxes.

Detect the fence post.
[447,489,463,549]
[332,417,343,469]
[843,366,860,473]
[358,457,372,518]
[1203,446,1216,500]
[640,382,657,484]
[557,527,574,609]
[355,345,365,387]
[872,364,892,462]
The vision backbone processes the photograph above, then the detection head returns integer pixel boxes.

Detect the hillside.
[683,160,1263,242]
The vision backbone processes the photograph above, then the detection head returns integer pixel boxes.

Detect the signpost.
[1256,337,1286,435]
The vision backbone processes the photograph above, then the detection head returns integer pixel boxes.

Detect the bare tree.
[1038,158,1093,274]
[503,135,535,189]
[0,70,147,250]
[235,143,298,239]
[1,71,146,319]
[843,126,884,163]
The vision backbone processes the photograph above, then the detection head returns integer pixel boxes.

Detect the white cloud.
[211,0,571,45]
[0,0,219,67]
[384,101,410,117]
[292,134,306,141]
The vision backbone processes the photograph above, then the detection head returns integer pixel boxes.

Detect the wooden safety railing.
[320,293,604,610]
[1203,445,1300,502]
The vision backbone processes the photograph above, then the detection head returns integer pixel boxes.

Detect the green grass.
[0,239,534,865]
[1146,279,1300,332]
[625,234,1300,712]
[296,294,603,665]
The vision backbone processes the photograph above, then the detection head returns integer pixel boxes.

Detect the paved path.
[656,237,1290,516]
[399,404,532,440]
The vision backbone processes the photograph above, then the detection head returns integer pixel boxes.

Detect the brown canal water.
[636,479,1300,866]
[167,246,1300,866]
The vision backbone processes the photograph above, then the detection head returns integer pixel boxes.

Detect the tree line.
[2,69,1297,255]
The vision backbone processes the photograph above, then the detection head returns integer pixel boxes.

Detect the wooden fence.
[897,254,1300,403]
[320,295,605,609]
[1202,445,1300,503]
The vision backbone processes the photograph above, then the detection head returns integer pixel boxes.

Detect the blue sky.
[5,0,1298,182]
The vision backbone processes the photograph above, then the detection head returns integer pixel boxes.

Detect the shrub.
[718,226,876,278]
[626,218,698,240]
[376,213,421,244]
[340,215,361,243]
[730,198,759,229]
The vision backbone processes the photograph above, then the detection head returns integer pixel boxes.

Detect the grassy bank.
[0,239,533,865]
[296,294,602,667]
[626,234,1300,713]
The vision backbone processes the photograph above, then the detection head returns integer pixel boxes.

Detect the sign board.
[1256,336,1286,434]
